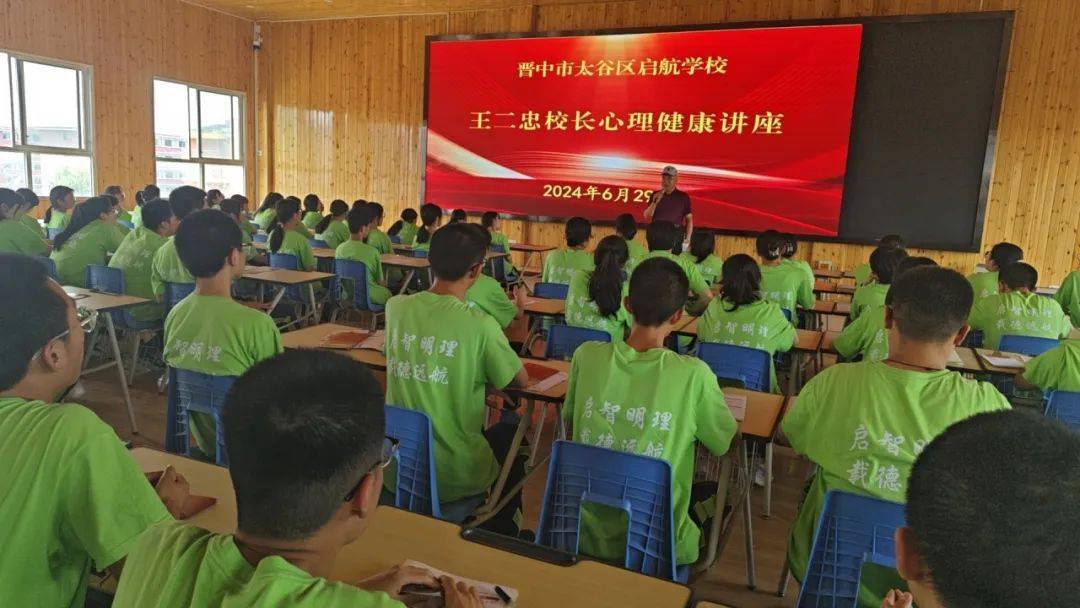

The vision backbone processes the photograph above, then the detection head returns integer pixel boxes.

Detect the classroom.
[1,1,1079,607]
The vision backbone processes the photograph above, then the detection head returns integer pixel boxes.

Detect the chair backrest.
[385,405,442,518]
[534,282,569,300]
[537,441,677,581]
[797,490,906,608]
[696,342,772,392]
[118,220,134,230]
[47,227,63,241]
[1045,390,1080,432]
[962,329,984,348]
[252,233,268,244]
[390,234,401,244]
[411,248,428,259]
[999,334,1060,357]
[309,238,328,248]
[163,282,195,315]
[334,259,377,312]
[36,256,57,280]
[781,307,793,324]
[86,264,125,295]
[170,368,236,466]
[488,244,507,283]
[545,323,610,361]
[268,253,305,301]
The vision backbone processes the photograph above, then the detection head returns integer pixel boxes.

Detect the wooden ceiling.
[182,0,581,21]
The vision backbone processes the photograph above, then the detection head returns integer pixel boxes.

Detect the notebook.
[524,362,568,392]
[400,560,519,607]
[978,351,1031,369]
[321,330,385,350]
[724,393,747,421]
[144,471,217,519]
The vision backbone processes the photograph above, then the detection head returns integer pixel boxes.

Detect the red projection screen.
[424,24,863,237]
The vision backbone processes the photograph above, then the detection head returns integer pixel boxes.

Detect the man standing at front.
[644,165,692,253]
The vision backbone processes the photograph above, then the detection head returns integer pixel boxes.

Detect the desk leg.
[469,399,534,527]
[786,351,801,396]
[398,270,415,295]
[693,451,734,576]
[267,286,287,316]
[742,441,757,590]
[307,283,319,326]
[104,313,139,435]
[763,441,773,519]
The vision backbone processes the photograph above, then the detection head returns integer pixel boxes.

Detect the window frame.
[0,48,94,193]
[152,76,245,193]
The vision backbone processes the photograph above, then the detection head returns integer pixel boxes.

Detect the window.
[154,79,244,196]
[0,51,93,195]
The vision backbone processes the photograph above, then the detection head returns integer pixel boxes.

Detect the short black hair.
[219,197,245,217]
[347,204,376,234]
[141,198,174,232]
[614,213,637,240]
[756,230,786,260]
[885,266,973,342]
[303,194,320,212]
[0,253,70,391]
[480,211,498,229]
[224,349,385,539]
[449,209,467,223]
[401,208,418,222]
[999,262,1038,291]
[565,216,591,247]
[688,229,715,264]
[0,188,20,213]
[907,410,1080,608]
[894,256,937,279]
[16,188,39,208]
[781,233,798,259]
[175,209,242,278]
[869,246,909,285]
[878,234,904,248]
[429,223,486,281]
[988,242,1023,269]
[645,220,679,252]
[628,257,688,326]
[367,202,384,221]
[169,185,207,221]
[419,203,442,227]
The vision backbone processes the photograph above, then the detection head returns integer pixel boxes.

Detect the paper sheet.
[528,371,568,393]
[978,351,1030,369]
[725,394,747,421]
[402,559,518,607]
[947,349,964,367]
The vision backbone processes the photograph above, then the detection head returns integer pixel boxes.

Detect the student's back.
[849,246,908,322]
[151,187,208,296]
[564,235,631,341]
[643,221,711,299]
[1021,339,1080,393]
[1054,270,1080,328]
[108,199,175,322]
[50,197,126,287]
[336,205,392,307]
[833,304,889,362]
[465,273,518,329]
[756,230,812,321]
[543,216,594,285]
[967,263,1070,349]
[0,189,49,255]
[365,203,393,255]
[967,241,1023,300]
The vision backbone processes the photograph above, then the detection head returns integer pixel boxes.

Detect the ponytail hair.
[315,199,349,234]
[303,193,321,213]
[614,213,637,241]
[389,208,419,236]
[16,188,39,209]
[755,229,785,261]
[46,185,74,224]
[720,253,762,312]
[53,196,111,251]
[688,229,715,264]
[256,192,283,214]
[268,197,301,253]
[589,235,629,317]
[416,203,442,245]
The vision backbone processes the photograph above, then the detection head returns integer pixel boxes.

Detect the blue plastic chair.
[696,342,772,392]
[308,238,329,248]
[166,368,235,465]
[163,281,195,317]
[85,265,158,330]
[487,244,519,286]
[782,308,794,324]
[47,227,62,241]
[537,440,681,582]
[252,233,268,244]
[999,335,1060,357]
[534,282,569,300]
[798,490,905,608]
[333,260,385,328]
[118,220,134,230]
[268,253,307,303]
[390,234,402,244]
[411,248,428,259]
[544,323,610,361]
[1045,390,1080,431]
[36,256,57,280]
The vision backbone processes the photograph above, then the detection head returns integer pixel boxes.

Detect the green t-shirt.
[117,209,132,223]
[489,231,516,276]
[366,228,393,255]
[967,291,1072,350]
[46,209,71,230]
[564,269,631,342]
[852,263,871,287]
[782,362,1010,596]
[0,397,170,608]
[624,238,647,273]
[19,213,46,238]
[681,253,724,287]
[1023,339,1080,393]
[783,258,815,287]
[466,274,518,329]
[1055,271,1080,328]
[0,218,50,256]
[108,226,169,322]
[318,219,351,251]
[151,237,195,299]
[833,304,889,363]
[50,219,127,287]
[967,270,999,300]
[850,282,889,323]
[164,295,283,456]
[271,229,316,271]
[113,521,403,608]
[644,250,709,296]
[336,240,392,306]
[130,205,143,229]
[542,247,594,285]
[563,341,738,565]
[698,298,795,392]
[759,261,813,322]
[290,223,314,239]
[384,291,523,501]
[253,208,275,230]
[301,211,323,230]
[397,222,418,246]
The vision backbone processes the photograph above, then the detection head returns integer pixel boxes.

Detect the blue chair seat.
[1045,390,1080,432]
[999,335,1060,357]
[696,342,772,392]
[334,259,385,314]
[533,282,569,300]
[544,323,610,361]
[167,368,236,465]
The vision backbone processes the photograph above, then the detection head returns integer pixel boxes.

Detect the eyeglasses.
[32,307,97,362]
[343,436,400,501]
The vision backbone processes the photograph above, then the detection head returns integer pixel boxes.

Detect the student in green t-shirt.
[756,230,813,324]
[283,196,315,239]
[698,253,794,392]
[780,233,815,287]
[0,188,50,256]
[365,202,395,255]
[220,195,266,265]
[15,187,47,240]
[300,193,324,230]
[850,246,909,322]
[967,262,1071,350]
[542,216,594,285]
[834,257,938,363]
[967,241,1024,301]
[782,266,1011,606]
[1016,339,1080,393]
[130,184,161,229]
[336,203,393,307]
[252,192,283,230]
[108,199,178,322]
[615,213,647,273]
[50,196,127,287]
[565,235,632,342]
[887,410,1080,608]
[113,349,483,608]
[44,185,75,232]
[681,229,724,287]
[449,208,468,224]
[105,185,132,223]
[151,186,207,298]
[481,210,518,279]
[1054,270,1080,328]
[388,208,419,246]
[385,223,529,535]
[267,197,317,271]
[412,203,443,252]
[563,257,738,566]
[165,209,283,461]
[853,234,903,287]
[0,253,188,608]
[642,220,713,313]
[314,199,351,251]
[466,223,526,329]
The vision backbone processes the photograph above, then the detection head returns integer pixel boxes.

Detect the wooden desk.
[973,348,1028,376]
[379,254,431,294]
[813,268,846,280]
[794,329,823,353]
[510,243,555,273]
[725,387,785,440]
[833,302,851,316]
[242,267,333,325]
[522,297,565,317]
[813,280,855,296]
[821,331,838,355]
[64,286,147,434]
[696,602,736,608]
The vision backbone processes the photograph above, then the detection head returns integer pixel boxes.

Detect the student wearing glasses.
[0,253,189,608]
